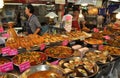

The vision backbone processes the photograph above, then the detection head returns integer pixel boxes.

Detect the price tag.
[9,49,18,56]
[93,28,99,33]
[19,61,30,72]
[40,44,46,50]
[103,36,111,40]
[62,40,69,46]
[98,45,104,51]
[0,27,4,33]
[2,33,10,38]
[0,62,13,72]
[1,47,11,55]
[51,60,59,65]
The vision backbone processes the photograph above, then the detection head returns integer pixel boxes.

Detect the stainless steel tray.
[20,64,65,78]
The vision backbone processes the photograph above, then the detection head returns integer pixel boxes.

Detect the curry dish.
[27,71,63,78]
[44,46,73,58]
[12,52,47,65]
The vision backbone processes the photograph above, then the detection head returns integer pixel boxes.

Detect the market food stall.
[0,0,120,78]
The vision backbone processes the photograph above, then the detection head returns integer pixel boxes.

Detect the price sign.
[0,62,13,72]
[62,40,69,46]
[9,49,18,56]
[98,45,104,51]
[40,44,46,50]
[0,27,4,33]
[19,61,30,72]
[93,28,99,33]
[51,60,59,65]
[2,33,10,38]
[1,47,11,55]
[103,36,111,40]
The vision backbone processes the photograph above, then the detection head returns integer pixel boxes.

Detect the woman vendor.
[72,10,81,30]
[25,4,41,35]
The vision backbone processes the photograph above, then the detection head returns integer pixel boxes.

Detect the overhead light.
[109,0,120,2]
[0,0,4,9]
[45,12,58,18]
[4,3,22,5]
[32,4,45,6]
[81,3,88,6]
[116,12,120,19]
[75,0,96,5]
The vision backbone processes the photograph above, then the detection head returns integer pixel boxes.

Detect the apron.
[72,20,80,30]
[26,15,33,34]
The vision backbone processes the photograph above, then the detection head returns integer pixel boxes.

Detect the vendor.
[25,4,41,35]
[72,10,80,30]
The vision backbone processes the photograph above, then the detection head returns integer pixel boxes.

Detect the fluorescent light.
[32,4,46,6]
[75,0,96,5]
[81,3,88,6]
[4,3,23,5]
[109,0,120,2]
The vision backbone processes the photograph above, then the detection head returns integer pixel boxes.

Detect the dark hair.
[26,4,34,13]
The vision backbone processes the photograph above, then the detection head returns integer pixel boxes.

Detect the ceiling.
[4,0,55,4]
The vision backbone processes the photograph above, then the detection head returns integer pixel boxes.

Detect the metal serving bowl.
[0,73,19,78]
[59,57,99,78]
[20,64,65,78]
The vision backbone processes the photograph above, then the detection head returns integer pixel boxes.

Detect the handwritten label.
[51,60,59,65]
[98,45,104,51]
[2,33,10,38]
[103,36,111,40]
[19,62,30,72]
[1,47,11,55]
[93,28,99,33]
[40,44,46,50]
[62,40,69,46]
[9,49,18,56]
[0,62,13,72]
[0,27,4,33]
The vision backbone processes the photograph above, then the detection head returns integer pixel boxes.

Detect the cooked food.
[59,57,97,77]
[27,71,63,78]
[92,33,103,39]
[0,57,10,65]
[107,40,120,47]
[85,51,109,64]
[44,46,73,58]
[84,38,103,45]
[103,46,120,55]
[6,34,44,49]
[12,52,47,65]
[102,30,112,35]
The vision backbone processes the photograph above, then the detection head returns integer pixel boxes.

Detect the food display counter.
[0,25,120,78]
